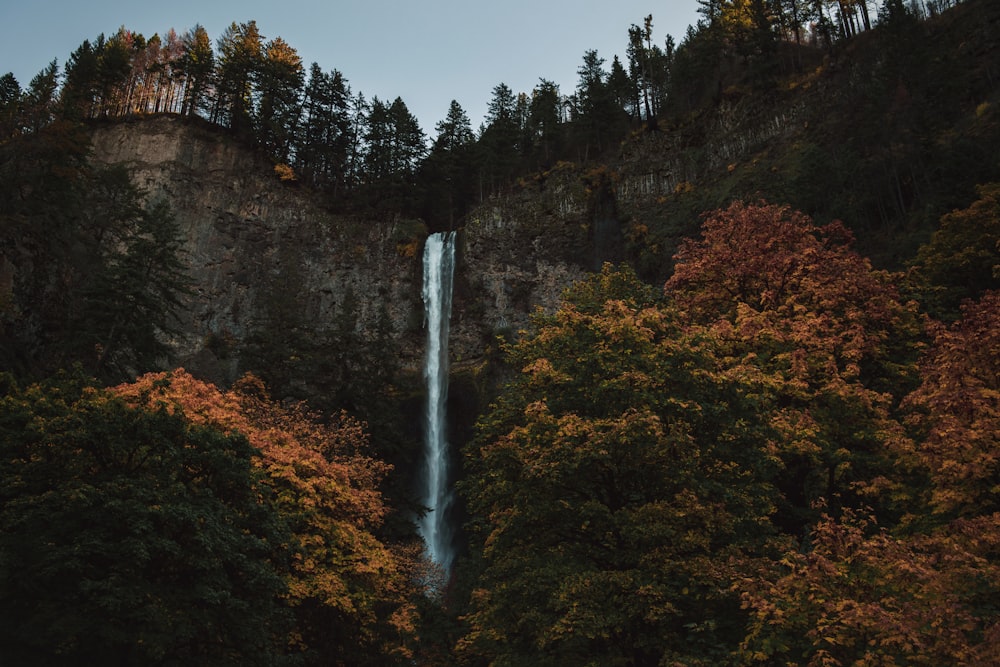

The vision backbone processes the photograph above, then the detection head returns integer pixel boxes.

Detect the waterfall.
[418,231,456,575]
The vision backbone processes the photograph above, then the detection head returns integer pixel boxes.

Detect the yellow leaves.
[522,358,571,386]
[273,163,296,181]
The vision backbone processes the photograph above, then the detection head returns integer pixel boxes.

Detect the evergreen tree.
[296,64,352,191]
[478,82,522,195]
[0,73,21,139]
[255,36,304,163]
[420,99,476,226]
[0,374,293,664]
[627,18,655,123]
[69,166,192,381]
[606,55,636,119]
[212,21,263,134]
[178,25,215,117]
[360,96,425,211]
[526,78,563,168]
[20,61,59,133]
[95,28,132,117]
[61,37,101,120]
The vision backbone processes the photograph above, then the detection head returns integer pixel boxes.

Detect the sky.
[0,0,702,135]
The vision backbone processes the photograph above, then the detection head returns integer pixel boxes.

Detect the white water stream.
[418,231,456,574]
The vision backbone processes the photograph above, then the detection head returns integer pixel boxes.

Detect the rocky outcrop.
[86,116,595,386]
[88,116,427,384]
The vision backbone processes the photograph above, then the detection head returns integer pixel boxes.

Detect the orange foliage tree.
[739,291,1000,665]
[459,265,780,666]
[114,369,422,664]
[664,201,923,531]
[912,183,1000,318]
[739,508,999,666]
[900,291,1000,521]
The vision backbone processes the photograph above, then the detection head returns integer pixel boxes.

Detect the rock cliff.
[88,117,429,384]
[86,116,594,386]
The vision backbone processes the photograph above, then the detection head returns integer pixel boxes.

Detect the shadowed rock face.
[85,116,588,385]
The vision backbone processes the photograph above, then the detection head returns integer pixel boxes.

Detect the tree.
[664,201,922,531]
[20,61,59,133]
[68,166,192,381]
[911,182,1000,319]
[420,100,476,227]
[606,55,636,119]
[0,372,293,664]
[478,82,522,194]
[525,78,563,168]
[899,291,1000,521]
[212,21,263,133]
[178,24,215,117]
[60,37,101,119]
[95,28,132,117]
[115,370,423,664]
[295,63,352,191]
[459,265,779,666]
[360,96,425,211]
[739,508,1000,666]
[627,18,655,123]
[739,284,1000,667]
[572,49,626,159]
[255,36,304,163]
[0,73,20,139]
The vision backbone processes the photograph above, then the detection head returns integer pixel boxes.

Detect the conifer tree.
[420,99,476,226]
[296,64,351,191]
[479,82,522,194]
[212,21,263,133]
[255,36,304,163]
[178,25,215,116]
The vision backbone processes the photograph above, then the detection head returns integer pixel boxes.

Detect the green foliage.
[419,100,478,228]
[0,135,191,382]
[71,167,192,378]
[116,370,425,664]
[459,265,779,666]
[0,371,293,664]
[911,182,1000,318]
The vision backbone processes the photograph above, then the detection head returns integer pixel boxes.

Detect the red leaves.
[113,369,419,660]
[740,508,1000,666]
[664,201,921,524]
[902,291,1000,518]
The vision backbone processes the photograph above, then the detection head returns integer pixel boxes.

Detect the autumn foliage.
[0,368,424,665]
[113,369,422,663]
[458,200,999,665]
[3,195,999,664]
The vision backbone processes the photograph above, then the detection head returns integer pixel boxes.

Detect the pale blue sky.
[0,0,701,134]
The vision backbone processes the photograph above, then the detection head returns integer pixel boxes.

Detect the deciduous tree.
[459,265,779,666]
[665,201,922,531]
[116,370,423,663]
[0,373,292,664]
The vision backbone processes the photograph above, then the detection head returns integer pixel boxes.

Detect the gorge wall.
[86,117,591,386]
[86,91,802,388]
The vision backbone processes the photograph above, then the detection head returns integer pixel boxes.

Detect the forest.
[1,0,1000,664]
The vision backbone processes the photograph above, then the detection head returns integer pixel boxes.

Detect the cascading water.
[418,231,456,575]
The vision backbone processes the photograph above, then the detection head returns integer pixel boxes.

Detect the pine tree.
[421,99,476,226]
[212,21,263,133]
[255,36,304,163]
[479,82,522,195]
[296,64,352,191]
[178,25,214,117]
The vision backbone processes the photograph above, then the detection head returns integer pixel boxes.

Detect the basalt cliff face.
[85,103,800,386]
[86,116,595,385]
[89,117,427,384]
